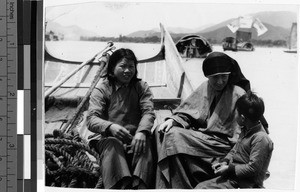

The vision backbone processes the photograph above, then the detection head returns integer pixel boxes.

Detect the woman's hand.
[158,119,176,133]
[212,162,227,172]
[214,164,229,175]
[109,124,132,144]
[131,132,147,163]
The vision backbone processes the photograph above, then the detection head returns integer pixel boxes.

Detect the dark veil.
[203,52,269,132]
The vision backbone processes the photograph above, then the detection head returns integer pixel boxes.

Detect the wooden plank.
[44,121,65,135]
[160,23,194,100]
[49,87,86,99]
[45,82,167,88]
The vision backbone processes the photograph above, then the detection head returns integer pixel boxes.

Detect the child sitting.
[195,91,273,189]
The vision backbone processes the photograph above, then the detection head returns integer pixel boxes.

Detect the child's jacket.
[224,123,273,188]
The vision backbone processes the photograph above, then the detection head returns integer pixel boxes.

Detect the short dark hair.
[106,48,139,83]
[236,91,265,122]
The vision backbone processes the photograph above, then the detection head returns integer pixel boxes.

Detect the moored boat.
[222,36,254,52]
[175,34,212,58]
[224,16,267,52]
[236,41,255,51]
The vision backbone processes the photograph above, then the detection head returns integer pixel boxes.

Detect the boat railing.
[45,42,115,99]
[44,82,167,88]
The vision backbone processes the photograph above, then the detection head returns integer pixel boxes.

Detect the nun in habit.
[154,52,268,188]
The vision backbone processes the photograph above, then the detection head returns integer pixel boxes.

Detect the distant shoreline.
[45,39,288,48]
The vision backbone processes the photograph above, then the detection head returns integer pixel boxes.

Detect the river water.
[45,41,299,190]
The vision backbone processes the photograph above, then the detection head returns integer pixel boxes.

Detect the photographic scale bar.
[0,0,39,192]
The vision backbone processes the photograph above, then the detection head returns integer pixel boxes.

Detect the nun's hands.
[158,119,177,133]
[214,164,229,176]
[212,162,227,172]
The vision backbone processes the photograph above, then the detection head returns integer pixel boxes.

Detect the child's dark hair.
[236,91,265,122]
[106,48,139,83]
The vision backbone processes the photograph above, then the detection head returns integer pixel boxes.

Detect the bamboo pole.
[61,52,111,134]
[45,42,114,98]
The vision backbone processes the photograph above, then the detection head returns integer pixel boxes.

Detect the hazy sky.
[45,0,299,37]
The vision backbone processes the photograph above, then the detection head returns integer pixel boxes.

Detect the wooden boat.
[236,41,255,51]
[224,16,268,52]
[222,37,254,52]
[44,23,201,188]
[44,23,270,188]
[175,34,212,58]
[284,22,297,53]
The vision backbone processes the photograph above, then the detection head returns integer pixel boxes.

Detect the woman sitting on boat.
[86,48,156,189]
[155,52,251,188]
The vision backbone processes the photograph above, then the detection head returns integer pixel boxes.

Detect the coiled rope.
[45,129,103,188]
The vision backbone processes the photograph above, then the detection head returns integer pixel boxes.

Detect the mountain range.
[47,11,297,42]
[127,11,297,42]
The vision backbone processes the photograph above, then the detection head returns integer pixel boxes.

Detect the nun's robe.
[155,81,245,188]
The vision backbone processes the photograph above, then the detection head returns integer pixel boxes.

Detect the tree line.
[80,35,288,47]
[80,35,161,44]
